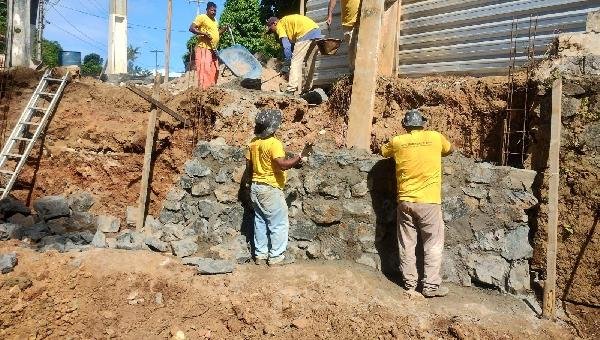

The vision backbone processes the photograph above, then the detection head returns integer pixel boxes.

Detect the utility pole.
[150,50,164,75]
[164,0,172,83]
[188,0,204,16]
[107,0,128,75]
[36,0,44,62]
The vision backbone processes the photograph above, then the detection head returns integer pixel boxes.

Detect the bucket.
[316,39,342,56]
[58,51,82,66]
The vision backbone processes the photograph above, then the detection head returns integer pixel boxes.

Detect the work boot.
[422,286,449,298]
[267,254,295,267]
[254,256,267,266]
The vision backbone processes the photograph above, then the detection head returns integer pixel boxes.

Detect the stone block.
[97,215,120,233]
[0,223,19,241]
[343,201,374,220]
[166,188,187,202]
[303,198,343,225]
[303,173,322,194]
[158,209,183,224]
[289,220,318,241]
[562,80,586,96]
[197,200,219,218]
[115,230,145,250]
[355,253,380,270]
[144,235,170,252]
[191,179,212,196]
[195,258,235,275]
[163,200,182,211]
[587,11,600,32]
[469,253,510,291]
[501,226,533,260]
[7,213,35,228]
[33,196,71,220]
[193,143,211,158]
[0,197,30,216]
[357,159,377,173]
[319,184,342,198]
[442,196,469,222]
[180,175,193,189]
[506,168,537,190]
[462,186,488,200]
[215,168,230,183]
[184,159,212,177]
[351,180,369,197]
[562,96,581,118]
[67,191,95,212]
[15,223,49,242]
[467,163,493,184]
[508,260,531,294]
[214,184,239,203]
[0,252,17,274]
[91,230,107,248]
[209,236,250,264]
[171,238,198,257]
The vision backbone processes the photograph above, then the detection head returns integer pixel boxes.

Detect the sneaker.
[267,254,295,266]
[254,256,268,265]
[422,286,449,298]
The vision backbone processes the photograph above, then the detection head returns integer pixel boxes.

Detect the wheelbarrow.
[217,27,262,88]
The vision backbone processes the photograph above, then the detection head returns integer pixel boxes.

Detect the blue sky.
[45,0,226,75]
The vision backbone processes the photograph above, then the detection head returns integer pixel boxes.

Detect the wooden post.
[543,77,562,319]
[137,75,161,230]
[300,0,305,15]
[394,0,403,76]
[378,1,402,76]
[164,0,172,83]
[345,0,385,150]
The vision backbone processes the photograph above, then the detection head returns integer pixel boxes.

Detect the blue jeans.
[250,183,289,259]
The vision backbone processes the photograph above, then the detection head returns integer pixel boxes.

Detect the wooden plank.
[126,85,188,124]
[378,1,401,76]
[345,0,385,149]
[164,0,173,84]
[137,75,162,230]
[543,77,562,320]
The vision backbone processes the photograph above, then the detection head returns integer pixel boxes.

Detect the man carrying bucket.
[188,2,229,89]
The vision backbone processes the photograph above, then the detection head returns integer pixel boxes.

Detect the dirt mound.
[329,75,525,161]
[0,245,572,339]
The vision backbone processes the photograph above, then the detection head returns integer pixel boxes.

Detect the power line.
[50,22,107,52]
[51,7,107,51]
[89,0,108,14]
[56,4,107,19]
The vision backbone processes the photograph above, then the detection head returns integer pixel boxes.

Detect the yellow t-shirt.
[341,0,360,28]
[192,14,219,49]
[245,137,287,189]
[275,14,319,43]
[381,130,452,204]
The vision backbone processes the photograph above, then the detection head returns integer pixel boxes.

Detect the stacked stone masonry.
[154,140,538,294]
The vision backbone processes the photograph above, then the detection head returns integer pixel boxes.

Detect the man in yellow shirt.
[245,109,303,266]
[381,109,454,298]
[266,15,322,94]
[326,0,360,72]
[188,2,228,90]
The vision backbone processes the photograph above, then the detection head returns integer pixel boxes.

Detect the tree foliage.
[81,53,103,77]
[127,44,151,76]
[219,0,270,54]
[0,3,7,53]
[41,40,62,68]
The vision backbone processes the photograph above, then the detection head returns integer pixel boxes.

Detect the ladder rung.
[0,188,6,192]
[44,77,63,82]
[39,92,56,97]
[12,137,33,141]
[20,121,41,126]
[30,107,47,112]
[4,153,24,158]
[0,170,14,175]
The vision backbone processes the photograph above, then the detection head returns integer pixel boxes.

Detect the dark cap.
[254,109,282,139]
[402,109,428,127]
[266,17,279,26]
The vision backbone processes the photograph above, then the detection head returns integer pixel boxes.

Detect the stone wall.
[152,140,537,294]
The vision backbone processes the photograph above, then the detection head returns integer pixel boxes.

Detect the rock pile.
[149,140,538,293]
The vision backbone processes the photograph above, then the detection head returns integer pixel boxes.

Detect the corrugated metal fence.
[306,0,600,85]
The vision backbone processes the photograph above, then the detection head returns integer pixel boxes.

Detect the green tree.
[41,40,62,68]
[127,44,151,76]
[0,2,7,53]
[81,53,103,77]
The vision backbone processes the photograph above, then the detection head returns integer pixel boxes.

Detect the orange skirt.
[194,47,218,90]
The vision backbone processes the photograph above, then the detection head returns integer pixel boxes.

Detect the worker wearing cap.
[188,2,228,90]
[266,15,322,94]
[326,0,360,72]
[380,109,454,298]
[245,109,304,266]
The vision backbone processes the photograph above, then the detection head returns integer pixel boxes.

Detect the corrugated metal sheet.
[306,0,600,84]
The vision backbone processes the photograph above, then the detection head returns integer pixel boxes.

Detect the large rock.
[33,196,71,220]
[0,223,19,241]
[508,260,531,294]
[115,230,144,250]
[303,198,343,225]
[46,212,97,233]
[183,257,234,275]
[191,179,212,196]
[289,220,317,241]
[0,252,18,274]
[214,184,239,203]
[171,238,198,257]
[67,191,95,212]
[15,223,50,242]
[469,253,510,291]
[184,159,212,177]
[97,215,120,233]
[501,226,533,260]
[0,197,30,217]
[144,235,170,252]
[91,230,107,248]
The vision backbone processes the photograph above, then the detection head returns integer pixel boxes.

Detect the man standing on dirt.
[380,109,454,298]
[266,15,322,95]
[188,2,228,90]
[245,109,306,266]
[326,0,359,72]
